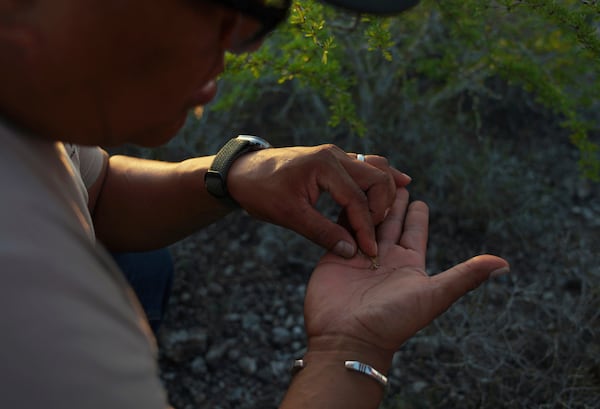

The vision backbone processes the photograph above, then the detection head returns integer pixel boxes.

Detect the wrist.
[204,135,271,207]
[304,334,394,375]
[282,335,392,409]
[225,149,264,207]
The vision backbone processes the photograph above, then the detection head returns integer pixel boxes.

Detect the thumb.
[431,255,510,312]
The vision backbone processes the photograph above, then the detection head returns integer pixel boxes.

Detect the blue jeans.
[111,248,174,335]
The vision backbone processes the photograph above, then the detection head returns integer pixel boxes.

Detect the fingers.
[363,155,412,188]
[236,145,410,259]
[430,255,510,314]
[376,189,428,266]
[313,147,381,257]
[347,152,411,188]
[299,206,359,259]
[328,150,411,257]
[376,188,409,245]
[338,194,378,257]
[340,154,397,225]
[398,201,429,264]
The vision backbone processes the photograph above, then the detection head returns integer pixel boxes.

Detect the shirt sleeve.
[77,145,108,189]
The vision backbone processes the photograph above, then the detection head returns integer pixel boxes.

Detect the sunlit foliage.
[213,0,600,179]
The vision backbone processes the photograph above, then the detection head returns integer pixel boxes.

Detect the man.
[0,0,509,408]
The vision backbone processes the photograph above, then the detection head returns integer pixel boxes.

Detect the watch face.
[237,135,272,148]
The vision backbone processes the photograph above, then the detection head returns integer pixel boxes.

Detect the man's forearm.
[92,155,232,251]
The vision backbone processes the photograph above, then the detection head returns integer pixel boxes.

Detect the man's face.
[26,0,243,146]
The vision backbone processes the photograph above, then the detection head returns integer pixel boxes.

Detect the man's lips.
[189,80,218,106]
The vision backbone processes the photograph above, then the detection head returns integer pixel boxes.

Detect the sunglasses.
[208,0,292,52]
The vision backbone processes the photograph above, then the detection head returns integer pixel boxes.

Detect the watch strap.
[204,135,271,206]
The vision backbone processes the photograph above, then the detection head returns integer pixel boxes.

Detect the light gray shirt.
[0,121,168,408]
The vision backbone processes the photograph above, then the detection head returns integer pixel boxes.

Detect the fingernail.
[489,266,510,278]
[333,240,355,258]
[383,207,391,219]
[402,173,412,182]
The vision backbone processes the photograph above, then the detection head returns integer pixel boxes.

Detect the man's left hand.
[227,144,411,258]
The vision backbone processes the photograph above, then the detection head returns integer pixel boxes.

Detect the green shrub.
[197,0,600,179]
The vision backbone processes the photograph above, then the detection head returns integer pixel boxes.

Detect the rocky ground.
[135,80,600,409]
[158,212,315,409]
[154,135,599,408]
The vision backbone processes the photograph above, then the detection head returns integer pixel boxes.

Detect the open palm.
[304,188,509,356]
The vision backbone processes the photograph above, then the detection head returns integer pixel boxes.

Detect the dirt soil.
[152,95,600,409]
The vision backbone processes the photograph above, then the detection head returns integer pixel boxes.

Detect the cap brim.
[320,0,419,15]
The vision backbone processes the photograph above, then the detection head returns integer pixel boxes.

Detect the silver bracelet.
[290,358,388,387]
[344,360,388,387]
[291,359,304,376]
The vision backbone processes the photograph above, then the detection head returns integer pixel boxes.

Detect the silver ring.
[356,153,366,162]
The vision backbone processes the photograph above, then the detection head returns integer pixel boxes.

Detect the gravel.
[158,170,600,409]
[159,217,317,409]
[154,99,600,408]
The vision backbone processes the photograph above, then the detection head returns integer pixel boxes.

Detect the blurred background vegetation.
[134,0,599,407]
[210,0,600,180]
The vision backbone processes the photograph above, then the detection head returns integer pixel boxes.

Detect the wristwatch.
[204,135,272,206]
